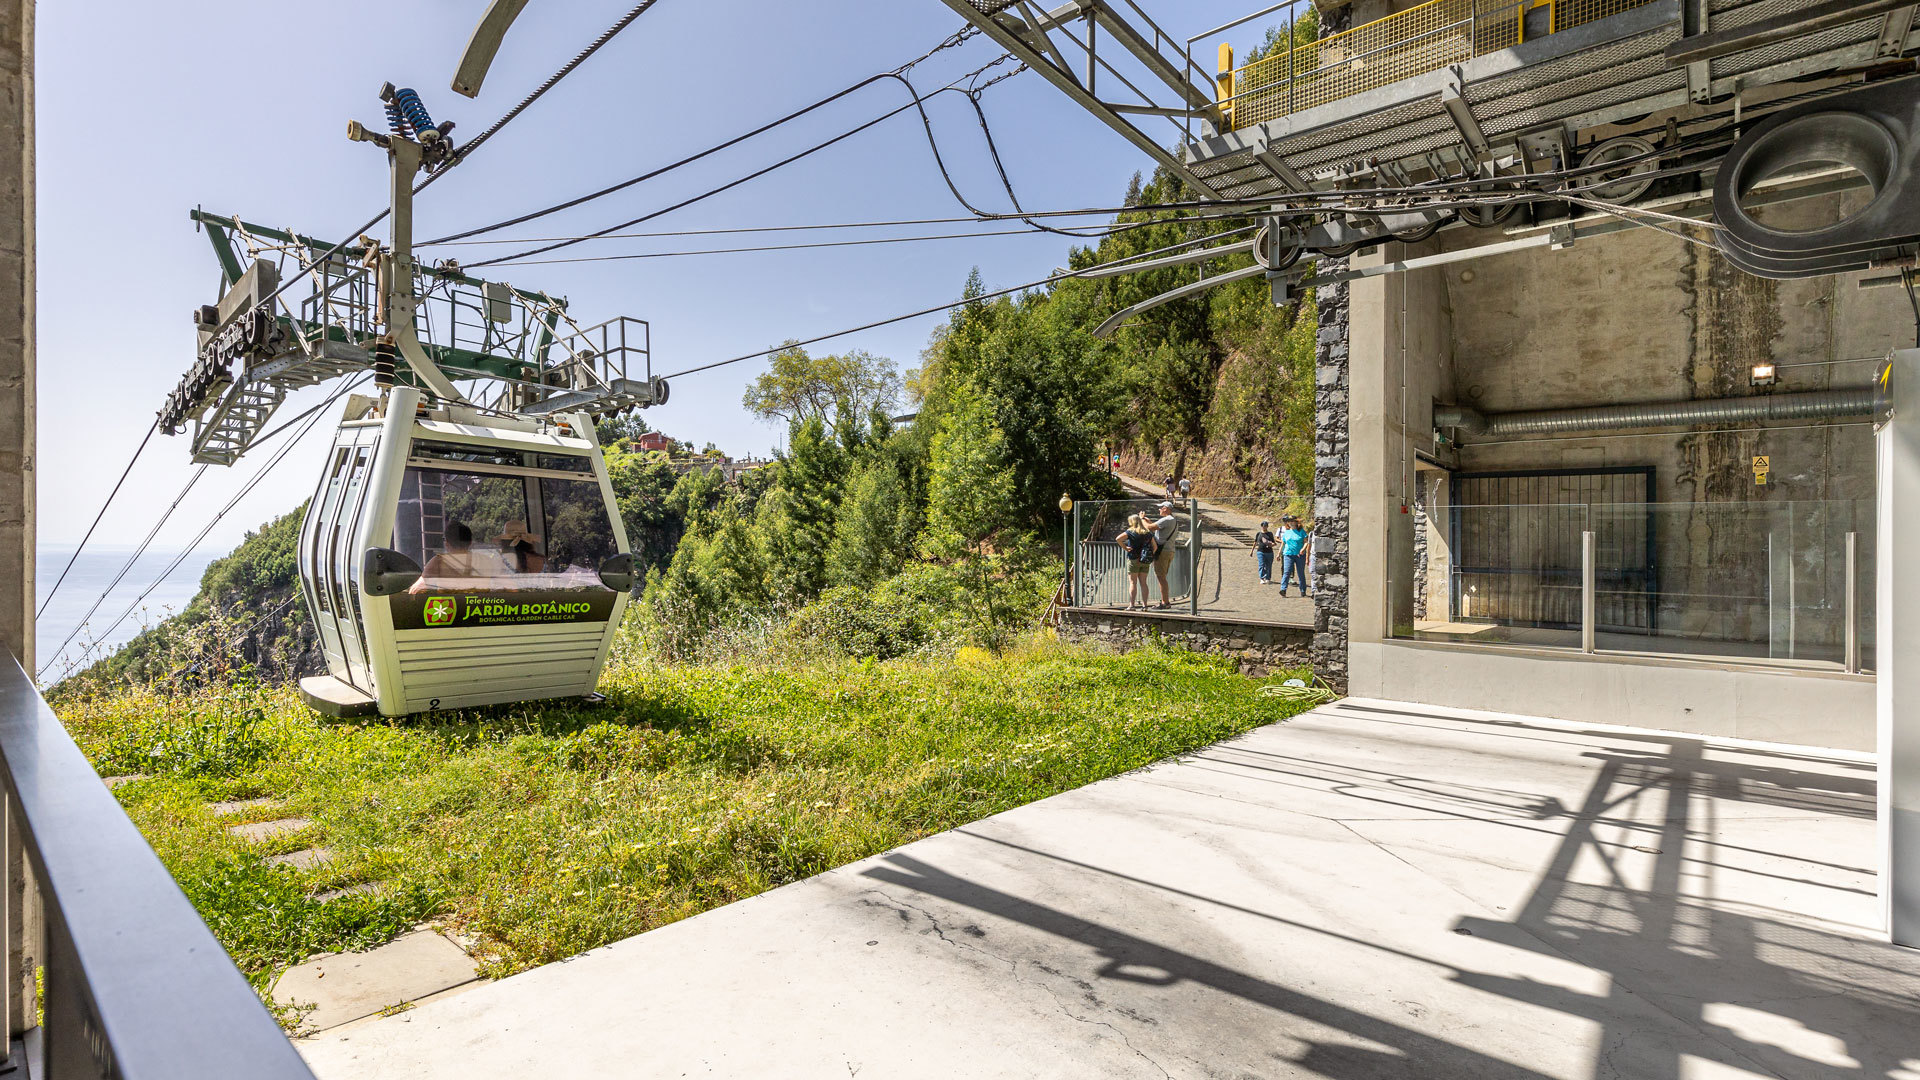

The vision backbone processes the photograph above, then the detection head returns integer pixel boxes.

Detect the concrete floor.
[300,700,1917,1079]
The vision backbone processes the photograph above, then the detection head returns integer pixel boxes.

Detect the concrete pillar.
[1879,347,1920,946]
[0,0,27,674]
[0,4,34,1058]
[1346,241,1454,673]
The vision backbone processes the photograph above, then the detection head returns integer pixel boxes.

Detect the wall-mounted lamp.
[1750,362,1778,388]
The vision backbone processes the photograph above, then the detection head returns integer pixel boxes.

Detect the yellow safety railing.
[1217,0,1656,131]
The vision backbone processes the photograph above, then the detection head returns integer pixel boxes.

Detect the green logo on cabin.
[423,596,457,627]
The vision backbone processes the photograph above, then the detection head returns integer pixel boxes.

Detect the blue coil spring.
[384,100,412,138]
[392,88,435,138]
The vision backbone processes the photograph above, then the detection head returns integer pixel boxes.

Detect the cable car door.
[329,442,378,690]
[304,444,353,678]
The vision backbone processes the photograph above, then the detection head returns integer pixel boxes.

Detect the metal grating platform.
[1186,0,1917,196]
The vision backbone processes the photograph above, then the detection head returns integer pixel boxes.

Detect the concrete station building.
[1001,0,1920,946]
[1329,189,1901,751]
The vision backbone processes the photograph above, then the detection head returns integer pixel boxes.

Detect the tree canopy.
[742,345,901,435]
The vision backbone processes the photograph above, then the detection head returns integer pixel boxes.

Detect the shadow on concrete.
[1459,734,1919,1079]
[863,851,1563,1080]
[865,711,1920,1079]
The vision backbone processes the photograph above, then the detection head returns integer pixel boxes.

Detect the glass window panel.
[392,466,611,592]
[535,453,594,474]
[539,476,618,579]
[409,440,528,468]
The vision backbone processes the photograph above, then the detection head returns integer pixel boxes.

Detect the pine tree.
[922,383,1014,560]
[762,415,847,601]
[698,518,768,611]
[828,459,911,586]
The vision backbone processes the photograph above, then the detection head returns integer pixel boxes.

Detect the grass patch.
[58,639,1316,1016]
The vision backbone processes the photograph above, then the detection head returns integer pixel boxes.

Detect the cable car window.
[538,477,618,574]
[393,466,614,593]
[535,453,594,474]
[409,441,527,468]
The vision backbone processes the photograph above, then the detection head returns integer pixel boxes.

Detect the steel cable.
[425,28,980,248]
[657,224,1261,380]
[209,2,669,347]
[50,376,368,683]
[463,55,1024,269]
[39,466,208,681]
[36,418,160,620]
[442,0,666,172]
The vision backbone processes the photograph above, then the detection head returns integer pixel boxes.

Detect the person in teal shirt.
[1279,515,1310,597]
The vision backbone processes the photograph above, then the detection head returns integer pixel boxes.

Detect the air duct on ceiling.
[1432,387,1881,440]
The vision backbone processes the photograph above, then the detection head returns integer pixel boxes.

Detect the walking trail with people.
[1109,472,1313,627]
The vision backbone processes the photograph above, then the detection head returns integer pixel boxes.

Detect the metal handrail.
[1219,0,1661,130]
[0,653,315,1079]
[1215,10,1492,109]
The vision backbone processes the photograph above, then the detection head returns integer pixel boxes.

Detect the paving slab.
[301,699,1916,1079]
[269,847,334,871]
[313,882,382,903]
[228,817,310,842]
[273,931,479,1032]
[210,797,279,817]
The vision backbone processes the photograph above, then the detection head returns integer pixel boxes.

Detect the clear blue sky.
[37,0,1272,549]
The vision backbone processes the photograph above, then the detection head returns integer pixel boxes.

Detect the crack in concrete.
[858,891,1016,975]
[860,889,1174,1078]
[1016,965,1173,1080]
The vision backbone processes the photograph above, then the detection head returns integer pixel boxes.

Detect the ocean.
[34,544,220,681]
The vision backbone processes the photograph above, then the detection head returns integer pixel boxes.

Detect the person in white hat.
[494,520,546,574]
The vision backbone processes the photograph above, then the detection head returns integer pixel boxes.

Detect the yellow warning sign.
[1752,455,1770,472]
[1754,471,1770,486]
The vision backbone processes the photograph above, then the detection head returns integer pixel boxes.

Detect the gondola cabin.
[297,386,635,717]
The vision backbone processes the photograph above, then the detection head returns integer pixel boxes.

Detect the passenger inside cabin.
[421,522,478,579]
[495,520,547,574]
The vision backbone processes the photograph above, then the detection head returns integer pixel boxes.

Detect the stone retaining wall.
[1310,265,1351,689]
[1057,609,1312,677]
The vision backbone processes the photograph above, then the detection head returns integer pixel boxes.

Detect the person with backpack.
[1251,520,1276,585]
[1115,512,1158,610]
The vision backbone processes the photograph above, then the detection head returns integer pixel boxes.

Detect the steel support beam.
[1440,69,1490,159]
[932,0,1224,195]
[1013,1,1083,86]
[1877,3,1918,56]
[1083,2,1216,113]
[1677,0,1710,103]
[1255,148,1310,192]
[1666,0,1911,66]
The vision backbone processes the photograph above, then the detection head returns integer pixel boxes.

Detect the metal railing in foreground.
[0,653,315,1079]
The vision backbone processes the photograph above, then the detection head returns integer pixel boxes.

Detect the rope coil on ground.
[1259,679,1336,705]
